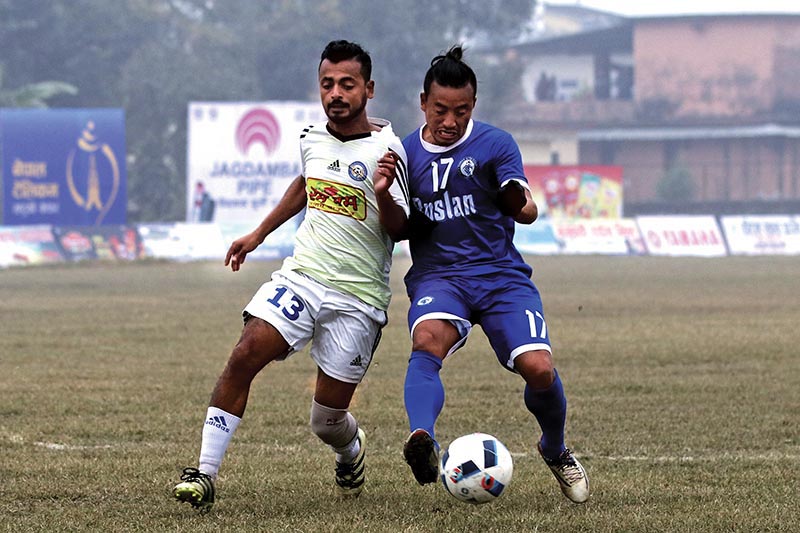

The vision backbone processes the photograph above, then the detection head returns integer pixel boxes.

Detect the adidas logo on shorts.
[349,355,363,367]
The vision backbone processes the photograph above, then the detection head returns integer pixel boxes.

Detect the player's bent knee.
[309,399,358,448]
[224,340,275,381]
[412,321,459,357]
[514,350,555,387]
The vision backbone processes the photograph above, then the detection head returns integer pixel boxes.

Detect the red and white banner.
[524,165,623,219]
[187,102,324,223]
[0,225,64,267]
[721,215,800,255]
[636,216,728,257]
[552,218,646,255]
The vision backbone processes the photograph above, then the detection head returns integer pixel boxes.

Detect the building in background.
[486,4,800,216]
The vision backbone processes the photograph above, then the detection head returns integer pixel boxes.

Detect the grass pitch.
[1,256,798,532]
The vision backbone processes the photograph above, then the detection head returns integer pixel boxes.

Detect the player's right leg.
[403,293,467,485]
[173,316,292,511]
[174,272,314,511]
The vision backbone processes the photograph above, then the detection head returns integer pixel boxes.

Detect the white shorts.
[243,269,387,384]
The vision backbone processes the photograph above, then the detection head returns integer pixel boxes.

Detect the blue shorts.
[407,270,551,371]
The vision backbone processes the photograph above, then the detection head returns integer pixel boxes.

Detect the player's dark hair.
[319,40,372,82]
[423,45,477,96]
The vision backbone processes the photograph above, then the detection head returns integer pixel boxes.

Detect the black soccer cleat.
[403,428,440,485]
[173,467,215,513]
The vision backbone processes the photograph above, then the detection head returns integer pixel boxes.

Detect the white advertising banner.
[513,219,561,255]
[552,218,646,255]
[721,215,800,255]
[138,223,227,261]
[187,102,325,223]
[636,215,728,257]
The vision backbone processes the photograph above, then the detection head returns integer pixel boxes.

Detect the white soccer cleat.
[538,442,590,503]
[335,428,366,497]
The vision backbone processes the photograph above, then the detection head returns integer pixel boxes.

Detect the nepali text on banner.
[721,215,800,255]
[1,108,126,226]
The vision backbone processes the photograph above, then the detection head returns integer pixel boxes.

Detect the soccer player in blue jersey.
[400,45,589,503]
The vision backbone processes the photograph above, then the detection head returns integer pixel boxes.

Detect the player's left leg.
[516,351,588,503]
[312,371,366,497]
[308,287,386,496]
[479,273,589,503]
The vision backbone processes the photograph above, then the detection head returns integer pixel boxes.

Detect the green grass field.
[2,256,798,532]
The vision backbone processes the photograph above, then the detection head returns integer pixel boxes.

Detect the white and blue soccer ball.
[440,432,513,504]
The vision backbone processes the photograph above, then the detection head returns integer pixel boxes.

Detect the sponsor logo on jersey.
[412,192,476,222]
[348,161,368,182]
[416,296,434,306]
[327,159,341,172]
[306,177,366,220]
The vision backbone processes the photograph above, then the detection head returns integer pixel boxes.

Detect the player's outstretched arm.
[225,175,307,271]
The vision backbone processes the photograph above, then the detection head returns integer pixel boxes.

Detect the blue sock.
[524,368,567,459]
[403,350,444,443]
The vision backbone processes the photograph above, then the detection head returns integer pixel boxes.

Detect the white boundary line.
[6,432,799,460]
[511,451,800,462]
[4,432,115,451]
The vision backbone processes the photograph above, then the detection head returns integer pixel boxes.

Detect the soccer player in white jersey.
[172,40,409,512]
[400,46,590,503]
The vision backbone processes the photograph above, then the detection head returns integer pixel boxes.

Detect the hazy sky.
[547,0,800,16]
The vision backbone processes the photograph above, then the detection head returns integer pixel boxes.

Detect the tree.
[0,66,77,107]
[0,0,536,222]
[657,164,695,203]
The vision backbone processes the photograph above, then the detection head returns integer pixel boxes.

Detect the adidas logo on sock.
[349,354,363,367]
[327,160,341,172]
[205,415,230,433]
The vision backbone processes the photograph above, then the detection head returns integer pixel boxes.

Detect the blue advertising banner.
[1,108,126,225]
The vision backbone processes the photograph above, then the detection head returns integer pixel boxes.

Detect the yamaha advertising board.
[1,108,126,225]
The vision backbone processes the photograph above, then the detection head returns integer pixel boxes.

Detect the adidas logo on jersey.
[327,160,341,172]
[205,415,231,433]
[349,355,363,367]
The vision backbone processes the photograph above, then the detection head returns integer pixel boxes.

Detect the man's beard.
[326,97,367,124]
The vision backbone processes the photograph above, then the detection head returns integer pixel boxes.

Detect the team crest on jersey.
[348,161,368,182]
[458,157,477,178]
[306,177,367,220]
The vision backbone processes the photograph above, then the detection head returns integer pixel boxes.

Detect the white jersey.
[282,118,409,310]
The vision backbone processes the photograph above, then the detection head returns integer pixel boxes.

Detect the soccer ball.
[440,432,513,504]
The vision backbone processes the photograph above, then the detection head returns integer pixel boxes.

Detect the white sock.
[334,430,361,464]
[198,406,241,478]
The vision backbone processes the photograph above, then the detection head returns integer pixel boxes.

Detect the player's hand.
[225,232,261,272]
[374,151,399,196]
[496,181,526,217]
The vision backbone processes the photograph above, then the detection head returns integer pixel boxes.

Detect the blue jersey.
[402,120,532,290]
